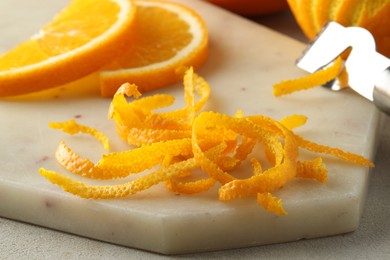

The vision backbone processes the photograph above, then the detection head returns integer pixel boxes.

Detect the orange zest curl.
[40,67,373,215]
[273,57,344,96]
[49,119,110,151]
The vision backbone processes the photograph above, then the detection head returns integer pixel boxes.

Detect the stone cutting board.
[0,0,381,255]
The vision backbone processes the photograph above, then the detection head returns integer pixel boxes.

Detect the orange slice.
[99,0,208,97]
[0,0,136,97]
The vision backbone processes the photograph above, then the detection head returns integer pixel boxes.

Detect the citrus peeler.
[296,21,390,115]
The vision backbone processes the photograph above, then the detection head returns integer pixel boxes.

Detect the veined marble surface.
[1,0,389,257]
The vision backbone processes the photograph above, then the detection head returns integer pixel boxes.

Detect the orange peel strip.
[163,67,211,119]
[129,94,175,112]
[97,139,193,173]
[257,192,287,216]
[273,57,343,96]
[108,82,142,119]
[296,158,328,183]
[49,119,110,151]
[126,128,192,146]
[250,158,263,176]
[295,135,375,167]
[280,114,308,130]
[165,177,216,194]
[232,137,256,162]
[55,138,193,180]
[39,157,198,199]
[55,141,101,178]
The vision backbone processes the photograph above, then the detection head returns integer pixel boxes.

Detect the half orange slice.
[0,0,136,97]
[99,0,209,97]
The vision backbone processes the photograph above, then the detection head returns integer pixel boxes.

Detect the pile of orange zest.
[273,56,343,96]
[39,68,374,216]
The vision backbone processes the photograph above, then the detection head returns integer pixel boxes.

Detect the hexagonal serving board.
[0,0,381,255]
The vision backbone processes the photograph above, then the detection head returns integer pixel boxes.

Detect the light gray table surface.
[1,8,389,260]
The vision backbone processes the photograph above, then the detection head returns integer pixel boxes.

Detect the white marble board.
[0,0,381,255]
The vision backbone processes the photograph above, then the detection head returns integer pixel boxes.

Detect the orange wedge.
[0,0,136,97]
[99,0,208,97]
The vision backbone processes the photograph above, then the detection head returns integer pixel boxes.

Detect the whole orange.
[205,0,289,16]
[287,0,390,57]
